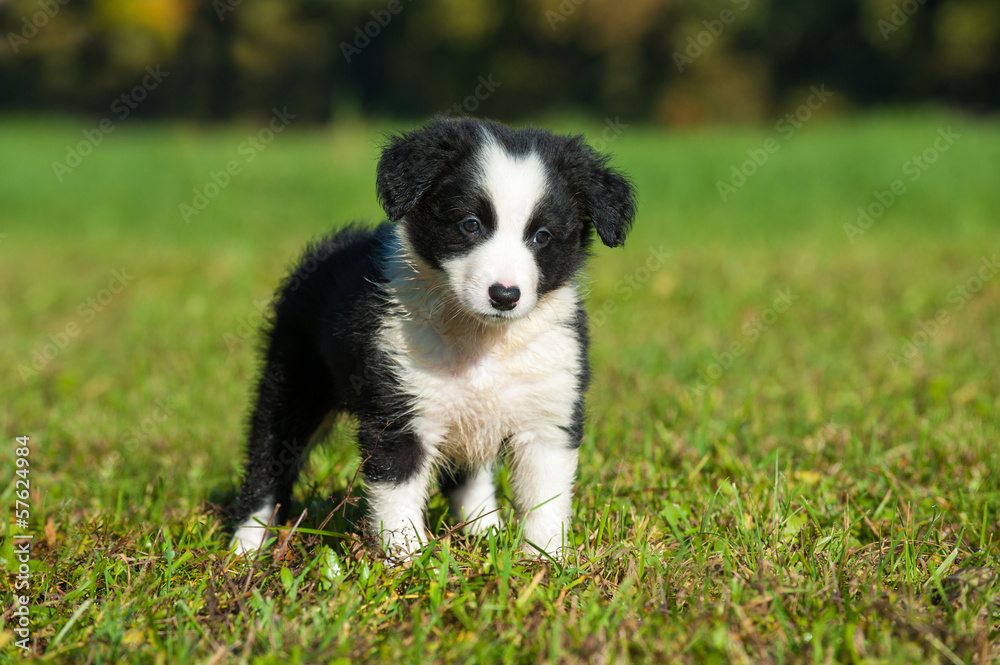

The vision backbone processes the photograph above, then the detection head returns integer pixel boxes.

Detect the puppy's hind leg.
[231,349,334,555]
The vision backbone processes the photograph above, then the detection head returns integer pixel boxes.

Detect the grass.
[1,110,999,663]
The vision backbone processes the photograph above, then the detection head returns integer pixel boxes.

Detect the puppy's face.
[377,119,636,323]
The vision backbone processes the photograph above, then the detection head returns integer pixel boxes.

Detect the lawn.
[1,111,999,663]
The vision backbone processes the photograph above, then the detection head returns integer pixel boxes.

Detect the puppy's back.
[264,223,392,406]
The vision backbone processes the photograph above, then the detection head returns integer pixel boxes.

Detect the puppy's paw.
[380,523,426,565]
[522,515,572,561]
[522,539,574,561]
[231,502,278,556]
[230,529,273,557]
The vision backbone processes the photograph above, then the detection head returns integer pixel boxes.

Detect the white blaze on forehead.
[476,138,549,234]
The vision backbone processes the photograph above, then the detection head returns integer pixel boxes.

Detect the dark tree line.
[1,0,997,124]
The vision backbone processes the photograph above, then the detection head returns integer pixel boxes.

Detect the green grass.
[1,111,999,663]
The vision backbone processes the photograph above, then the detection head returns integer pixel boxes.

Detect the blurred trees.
[0,0,997,124]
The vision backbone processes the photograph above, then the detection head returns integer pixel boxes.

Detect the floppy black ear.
[376,119,475,221]
[558,136,637,248]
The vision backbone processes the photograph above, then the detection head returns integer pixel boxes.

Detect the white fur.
[232,498,277,555]
[441,138,548,321]
[367,468,431,560]
[376,226,582,556]
[449,465,501,534]
[509,430,578,555]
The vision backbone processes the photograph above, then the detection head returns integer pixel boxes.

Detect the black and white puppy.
[231,117,636,559]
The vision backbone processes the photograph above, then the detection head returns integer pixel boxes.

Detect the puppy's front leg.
[366,471,431,559]
[359,421,433,561]
[508,428,579,557]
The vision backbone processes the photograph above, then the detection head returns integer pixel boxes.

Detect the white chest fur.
[377,250,583,467]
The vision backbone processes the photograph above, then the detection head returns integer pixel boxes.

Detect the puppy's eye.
[532,228,552,248]
[459,217,481,237]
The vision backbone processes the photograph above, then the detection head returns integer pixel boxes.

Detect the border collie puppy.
[231,117,636,559]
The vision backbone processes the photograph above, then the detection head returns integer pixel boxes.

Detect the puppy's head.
[377,118,636,322]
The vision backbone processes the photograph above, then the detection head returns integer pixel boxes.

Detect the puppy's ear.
[558,136,636,248]
[376,119,474,221]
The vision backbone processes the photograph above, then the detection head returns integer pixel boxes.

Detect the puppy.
[231,117,636,559]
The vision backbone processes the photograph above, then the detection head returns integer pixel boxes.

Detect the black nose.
[488,283,520,311]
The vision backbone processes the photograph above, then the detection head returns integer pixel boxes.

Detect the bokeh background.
[3,1,1000,662]
[2,0,999,124]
